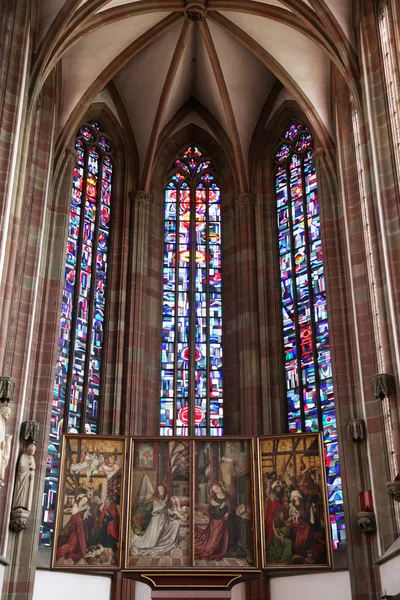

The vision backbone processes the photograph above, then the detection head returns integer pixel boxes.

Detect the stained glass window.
[379,1,400,179]
[275,121,346,549]
[40,121,113,546]
[160,146,223,437]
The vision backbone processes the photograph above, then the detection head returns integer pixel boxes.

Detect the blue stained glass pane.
[284,121,305,141]
[276,122,345,549]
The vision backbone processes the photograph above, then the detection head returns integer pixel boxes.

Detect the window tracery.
[160,146,223,437]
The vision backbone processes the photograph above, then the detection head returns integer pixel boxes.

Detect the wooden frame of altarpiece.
[51,433,332,587]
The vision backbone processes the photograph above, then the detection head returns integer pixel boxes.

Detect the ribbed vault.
[33,0,357,190]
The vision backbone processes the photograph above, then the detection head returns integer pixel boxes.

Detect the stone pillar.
[232,193,264,600]
[232,193,261,436]
[361,0,400,474]
[317,77,383,599]
[221,203,240,434]
[254,182,286,435]
[124,190,159,436]
[0,0,31,371]
[1,136,76,599]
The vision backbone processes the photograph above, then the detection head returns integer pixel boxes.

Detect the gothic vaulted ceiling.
[34,0,357,189]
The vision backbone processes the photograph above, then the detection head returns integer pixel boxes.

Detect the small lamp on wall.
[357,491,376,534]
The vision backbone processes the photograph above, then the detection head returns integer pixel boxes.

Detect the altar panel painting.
[194,440,255,568]
[127,440,190,567]
[53,435,125,568]
[259,434,331,568]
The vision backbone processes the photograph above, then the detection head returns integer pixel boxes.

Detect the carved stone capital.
[347,418,365,443]
[65,147,79,166]
[357,511,376,535]
[130,190,153,206]
[387,478,400,503]
[312,148,325,163]
[185,1,207,21]
[21,421,40,444]
[0,377,15,403]
[233,193,255,210]
[371,373,396,399]
[9,507,30,532]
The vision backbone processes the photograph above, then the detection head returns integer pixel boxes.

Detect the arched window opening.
[379,0,400,179]
[275,121,346,549]
[352,106,400,527]
[40,120,113,546]
[160,146,223,437]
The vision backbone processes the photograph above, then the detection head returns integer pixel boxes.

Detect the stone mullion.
[124,191,156,436]
[361,2,400,475]
[233,194,261,436]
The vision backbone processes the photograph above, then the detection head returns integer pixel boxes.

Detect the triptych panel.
[52,434,332,571]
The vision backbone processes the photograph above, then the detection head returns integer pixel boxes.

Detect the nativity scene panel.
[193,439,256,568]
[126,440,190,568]
[259,433,331,569]
[52,435,126,569]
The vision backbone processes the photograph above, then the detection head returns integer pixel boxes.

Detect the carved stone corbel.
[357,511,376,534]
[347,419,365,443]
[0,376,15,403]
[371,373,396,399]
[21,420,40,444]
[387,476,400,503]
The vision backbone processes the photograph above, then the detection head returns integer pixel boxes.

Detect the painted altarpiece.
[52,434,331,573]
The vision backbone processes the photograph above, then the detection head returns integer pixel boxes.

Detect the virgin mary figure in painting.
[195,482,232,560]
[130,485,180,556]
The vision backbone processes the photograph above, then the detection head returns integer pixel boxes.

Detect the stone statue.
[0,405,13,487]
[10,443,36,531]
[12,444,36,511]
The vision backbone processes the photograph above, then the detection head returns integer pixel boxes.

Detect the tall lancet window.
[160,146,223,437]
[275,121,345,549]
[379,1,400,178]
[40,121,113,546]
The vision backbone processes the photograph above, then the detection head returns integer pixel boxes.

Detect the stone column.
[221,203,240,434]
[233,193,264,600]
[0,0,31,371]
[232,193,261,436]
[315,85,383,600]
[361,0,400,473]
[1,138,77,600]
[124,190,159,436]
